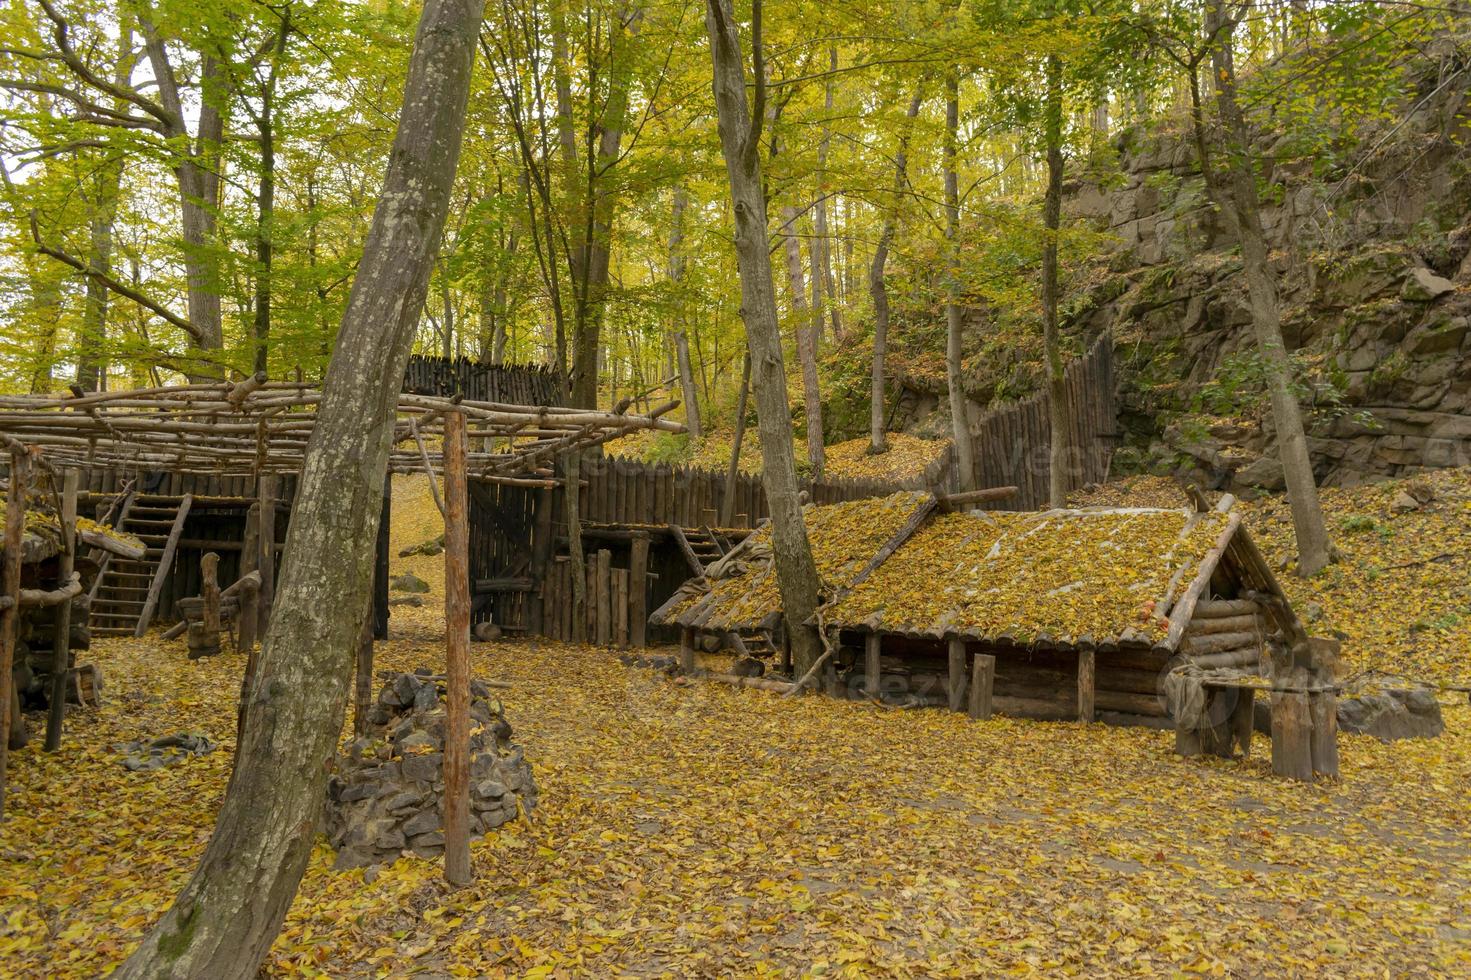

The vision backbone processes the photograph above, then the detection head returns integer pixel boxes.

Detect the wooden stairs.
[670,524,731,576]
[90,494,193,636]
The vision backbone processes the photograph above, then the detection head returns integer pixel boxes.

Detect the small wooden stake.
[443,410,472,885]
[44,469,78,752]
[1231,688,1255,758]
[947,638,967,712]
[1077,649,1095,723]
[968,654,994,720]
[595,548,612,647]
[187,552,222,659]
[864,632,881,697]
[680,626,696,675]
[1309,691,1339,778]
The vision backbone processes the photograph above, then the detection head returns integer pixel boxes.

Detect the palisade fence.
[402,355,565,406]
[968,332,1117,510]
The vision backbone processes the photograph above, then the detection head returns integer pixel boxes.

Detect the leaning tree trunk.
[1204,0,1332,575]
[1041,55,1075,509]
[705,0,824,676]
[943,74,975,492]
[868,87,923,455]
[116,3,483,976]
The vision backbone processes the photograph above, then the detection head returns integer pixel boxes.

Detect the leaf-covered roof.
[825,508,1240,647]
[650,491,935,632]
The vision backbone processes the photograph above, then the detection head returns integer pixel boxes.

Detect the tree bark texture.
[704,0,823,676]
[868,87,923,454]
[943,74,975,492]
[1041,55,1075,509]
[117,2,483,974]
[1204,0,1331,575]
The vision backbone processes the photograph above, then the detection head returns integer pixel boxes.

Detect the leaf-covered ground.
[2,474,1469,977]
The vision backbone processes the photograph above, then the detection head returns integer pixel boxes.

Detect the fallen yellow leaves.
[823,434,951,483]
[0,473,1466,977]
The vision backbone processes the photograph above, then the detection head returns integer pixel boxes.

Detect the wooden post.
[353,596,374,737]
[443,409,472,885]
[1077,649,1095,723]
[612,569,629,647]
[680,626,696,675]
[238,505,260,653]
[595,548,612,647]
[188,552,222,659]
[44,469,78,752]
[1309,691,1339,778]
[1270,692,1314,782]
[528,487,554,636]
[1230,688,1254,758]
[864,632,881,697]
[947,638,966,712]
[968,654,994,720]
[1,446,30,816]
[257,474,277,638]
[629,531,649,648]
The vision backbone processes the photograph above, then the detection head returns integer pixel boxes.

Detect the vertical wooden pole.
[237,505,259,653]
[373,474,391,640]
[189,552,221,659]
[947,638,966,712]
[443,409,472,885]
[257,474,277,637]
[968,654,994,720]
[0,447,30,816]
[1309,691,1338,778]
[44,469,78,752]
[528,488,554,636]
[864,632,881,697]
[353,595,374,737]
[1077,649,1095,723]
[680,626,696,675]
[629,531,649,648]
[595,548,612,647]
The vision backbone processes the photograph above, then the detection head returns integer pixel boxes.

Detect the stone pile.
[324,669,536,869]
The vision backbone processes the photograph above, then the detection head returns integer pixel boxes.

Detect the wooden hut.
[650,491,1337,780]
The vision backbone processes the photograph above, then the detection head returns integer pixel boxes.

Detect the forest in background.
[3,1,1459,459]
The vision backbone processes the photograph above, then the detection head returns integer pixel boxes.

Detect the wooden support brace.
[947,638,967,712]
[680,626,696,675]
[864,632,881,698]
[1271,692,1314,782]
[1077,649,1095,723]
[968,654,995,720]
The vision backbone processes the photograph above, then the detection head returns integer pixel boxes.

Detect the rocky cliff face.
[1064,62,1471,491]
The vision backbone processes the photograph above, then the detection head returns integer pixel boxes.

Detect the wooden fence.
[403,355,564,406]
[969,333,1116,510]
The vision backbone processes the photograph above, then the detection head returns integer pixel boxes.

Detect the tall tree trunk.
[116,3,482,975]
[943,73,975,492]
[1203,0,1332,575]
[814,46,841,342]
[1041,55,1074,509]
[668,188,702,437]
[138,22,224,360]
[252,45,281,376]
[76,23,136,392]
[705,0,823,677]
[868,87,923,455]
[800,236,825,478]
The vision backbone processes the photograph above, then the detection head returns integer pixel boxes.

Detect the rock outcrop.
[1062,57,1471,489]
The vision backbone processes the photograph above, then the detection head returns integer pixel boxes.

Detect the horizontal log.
[702,671,796,693]
[939,486,1019,510]
[1097,710,1175,731]
[1186,648,1260,669]
[1182,631,1258,656]
[474,577,533,593]
[1193,599,1261,618]
[19,572,82,607]
[1186,613,1259,636]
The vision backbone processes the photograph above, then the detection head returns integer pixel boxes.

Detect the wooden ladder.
[670,524,726,576]
[90,494,193,636]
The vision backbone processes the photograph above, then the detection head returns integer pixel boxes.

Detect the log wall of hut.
[77,469,296,624]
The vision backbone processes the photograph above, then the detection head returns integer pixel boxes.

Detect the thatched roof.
[650,491,936,633]
[0,510,145,565]
[649,489,1297,651]
[824,506,1279,650]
